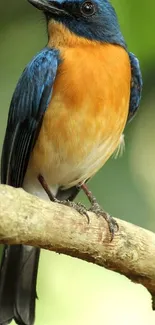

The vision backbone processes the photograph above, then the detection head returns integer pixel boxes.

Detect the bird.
[0,0,142,324]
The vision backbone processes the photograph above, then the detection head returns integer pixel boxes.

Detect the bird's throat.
[47,20,98,48]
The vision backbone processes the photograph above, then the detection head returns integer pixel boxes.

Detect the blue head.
[28,0,126,47]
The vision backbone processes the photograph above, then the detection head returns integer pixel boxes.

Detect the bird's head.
[28,0,126,47]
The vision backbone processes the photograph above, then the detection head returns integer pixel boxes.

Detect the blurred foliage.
[0,0,155,324]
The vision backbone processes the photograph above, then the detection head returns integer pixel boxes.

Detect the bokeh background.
[0,0,155,324]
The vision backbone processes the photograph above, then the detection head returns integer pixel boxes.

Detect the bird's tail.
[0,245,40,325]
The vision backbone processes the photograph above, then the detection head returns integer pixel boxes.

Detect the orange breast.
[26,42,131,189]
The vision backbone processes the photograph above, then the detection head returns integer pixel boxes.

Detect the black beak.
[28,0,68,16]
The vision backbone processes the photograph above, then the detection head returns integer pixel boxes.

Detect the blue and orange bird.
[0,0,142,324]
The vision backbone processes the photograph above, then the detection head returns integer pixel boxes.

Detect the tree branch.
[0,184,155,309]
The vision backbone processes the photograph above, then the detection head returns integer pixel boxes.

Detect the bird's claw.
[89,201,118,241]
[54,198,90,223]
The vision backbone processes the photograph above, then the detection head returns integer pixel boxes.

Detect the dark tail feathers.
[0,245,40,325]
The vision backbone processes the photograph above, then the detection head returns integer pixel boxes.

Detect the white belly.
[23,134,124,200]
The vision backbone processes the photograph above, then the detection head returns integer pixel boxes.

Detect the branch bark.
[0,184,155,309]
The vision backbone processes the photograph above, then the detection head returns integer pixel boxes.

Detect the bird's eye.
[80,1,96,16]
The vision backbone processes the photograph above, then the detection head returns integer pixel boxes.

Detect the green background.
[0,0,155,324]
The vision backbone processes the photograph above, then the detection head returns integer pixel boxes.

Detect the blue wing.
[1,47,60,187]
[127,52,143,123]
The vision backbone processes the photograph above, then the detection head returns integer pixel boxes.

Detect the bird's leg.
[38,174,55,201]
[80,183,118,241]
[38,174,90,222]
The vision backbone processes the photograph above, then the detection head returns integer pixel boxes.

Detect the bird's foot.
[38,174,90,222]
[53,198,90,223]
[89,200,118,241]
[80,183,118,241]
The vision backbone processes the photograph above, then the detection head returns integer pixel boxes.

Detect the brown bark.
[0,184,155,309]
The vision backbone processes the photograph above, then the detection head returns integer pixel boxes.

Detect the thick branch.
[0,184,155,309]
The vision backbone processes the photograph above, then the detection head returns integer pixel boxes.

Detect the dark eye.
[80,1,96,16]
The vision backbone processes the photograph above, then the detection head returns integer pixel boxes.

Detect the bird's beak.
[28,0,67,16]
